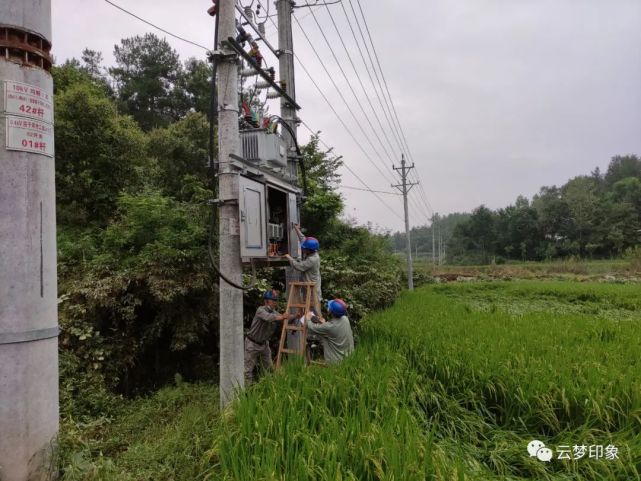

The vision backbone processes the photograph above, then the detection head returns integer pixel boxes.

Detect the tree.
[55,79,148,225]
[495,196,540,260]
[180,57,212,116]
[147,112,210,199]
[299,135,344,242]
[561,176,602,255]
[110,34,187,130]
[447,206,497,264]
[604,155,641,187]
[532,186,572,258]
[80,49,104,79]
[59,191,215,392]
[598,177,641,254]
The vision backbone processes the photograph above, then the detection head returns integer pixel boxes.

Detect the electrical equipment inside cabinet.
[267,186,287,257]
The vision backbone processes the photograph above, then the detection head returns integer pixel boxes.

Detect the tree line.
[393,156,641,265]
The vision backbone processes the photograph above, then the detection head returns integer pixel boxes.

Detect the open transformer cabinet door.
[288,192,301,257]
[239,175,301,263]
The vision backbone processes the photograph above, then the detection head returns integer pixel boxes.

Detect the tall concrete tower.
[0,1,59,480]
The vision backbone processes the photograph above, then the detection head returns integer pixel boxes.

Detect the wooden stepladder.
[275,281,321,369]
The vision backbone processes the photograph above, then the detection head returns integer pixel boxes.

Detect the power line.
[103,0,210,51]
[319,2,402,170]
[354,0,435,218]
[292,13,395,185]
[258,0,403,223]
[354,0,411,162]
[258,0,394,188]
[336,0,432,224]
[300,121,403,222]
[293,51,392,184]
[343,0,405,156]
[303,7,397,175]
[349,0,435,219]
[294,0,344,8]
[342,185,400,196]
[313,0,432,223]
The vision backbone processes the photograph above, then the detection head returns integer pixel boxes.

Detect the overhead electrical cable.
[294,0,344,8]
[103,0,210,50]
[321,0,403,160]
[353,0,435,218]
[353,0,413,163]
[293,53,393,187]
[319,0,432,223]
[305,4,397,170]
[258,0,404,223]
[292,13,396,185]
[317,2,401,171]
[343,0,405,156]
[342,185,400,196]
[300,121,403,222]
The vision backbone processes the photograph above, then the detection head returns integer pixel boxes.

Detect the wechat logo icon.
[528,440,553,462]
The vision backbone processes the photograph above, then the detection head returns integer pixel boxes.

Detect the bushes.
[58,190,217,393]
[320,224,402,321]
[322,252,401,320]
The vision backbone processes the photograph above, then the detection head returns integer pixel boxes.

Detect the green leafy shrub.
[59,190,217,392]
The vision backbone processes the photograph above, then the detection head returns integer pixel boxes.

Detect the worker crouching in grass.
[244,290,291,383]
[306,299,354,364]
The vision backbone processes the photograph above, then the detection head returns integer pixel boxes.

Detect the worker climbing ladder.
[275,281,321,369]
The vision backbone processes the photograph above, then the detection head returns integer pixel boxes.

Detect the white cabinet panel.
[239,176,266,257]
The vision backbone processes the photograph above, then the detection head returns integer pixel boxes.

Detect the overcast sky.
[52,0,641,232]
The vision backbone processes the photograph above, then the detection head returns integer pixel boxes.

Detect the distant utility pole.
[216,0,244,407]
[438,225,443,265]
[431,214,436,265]
[0,0,59,480]
[392,154,418,290]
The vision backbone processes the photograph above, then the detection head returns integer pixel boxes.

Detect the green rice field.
[60,280,641,480]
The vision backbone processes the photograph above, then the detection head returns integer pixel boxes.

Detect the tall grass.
[205,281,641,480]
[60,281,641,480]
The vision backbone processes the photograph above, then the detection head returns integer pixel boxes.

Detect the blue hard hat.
[327,299,347,317]
[301,236,320,251]
[263,290,279,300]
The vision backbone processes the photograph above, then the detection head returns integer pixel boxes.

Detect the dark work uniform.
[244,305,281,382]
[306,315,354,364]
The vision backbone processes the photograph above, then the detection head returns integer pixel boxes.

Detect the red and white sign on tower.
[4,80,53,123]
[3,80,54,157]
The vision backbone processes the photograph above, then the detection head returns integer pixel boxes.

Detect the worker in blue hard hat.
[244,289,292,383]
[305,298,354,364]
[284,223,322,305]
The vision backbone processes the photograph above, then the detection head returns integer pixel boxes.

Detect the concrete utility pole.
[277,0,297,181]
[392,155,417,290]
[0,1,59,480]
[438,225,443,265]
[277,0,303,351]
[216,0,244,407]
[431,215,436,265]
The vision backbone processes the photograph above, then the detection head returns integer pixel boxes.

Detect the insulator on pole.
[255,81,270,89]
[241,68,258,77]
[258,22,266,35]
[266,90,281,99]
[244,6,253,18]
